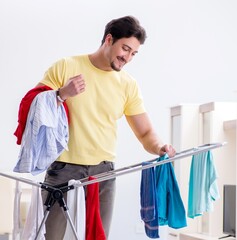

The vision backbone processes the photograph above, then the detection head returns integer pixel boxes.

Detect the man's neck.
[88,49,113,71]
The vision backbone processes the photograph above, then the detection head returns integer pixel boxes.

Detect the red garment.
[86,176,106,240]
[14,86,69,145]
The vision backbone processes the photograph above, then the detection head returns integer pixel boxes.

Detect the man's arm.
[125,112,176,157]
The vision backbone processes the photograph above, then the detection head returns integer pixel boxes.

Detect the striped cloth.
[14,90,69,175]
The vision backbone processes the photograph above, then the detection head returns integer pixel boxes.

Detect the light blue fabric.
[140,162,159,238]
[155,154,187,229]
[14,90,69,175]
[188,150,220,218]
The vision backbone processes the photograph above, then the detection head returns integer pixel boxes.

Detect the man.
[38,15,176,239]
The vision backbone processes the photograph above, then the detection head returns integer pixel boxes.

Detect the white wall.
[0,0,236,239]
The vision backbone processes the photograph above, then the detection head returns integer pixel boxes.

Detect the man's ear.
[105,34,113,45]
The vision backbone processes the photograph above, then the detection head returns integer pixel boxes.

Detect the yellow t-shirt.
[40,55,145,165]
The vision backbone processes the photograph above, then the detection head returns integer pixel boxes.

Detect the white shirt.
[21,184,45,240]
[64,179,86,240]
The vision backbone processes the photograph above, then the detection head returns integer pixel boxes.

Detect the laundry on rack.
[188,150,220,218]
[86,176,106,240]
[0,143,224,240]
[13,181,22,239]
[140,162,159,238]
[14,85,69,145]
[64,179,86,240]
[155,154,187,229]
[13,90,69,175]
[21,184,45,240]
[140,154,187,239]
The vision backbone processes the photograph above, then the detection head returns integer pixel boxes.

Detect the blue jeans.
[41,161,116,240]
[140,162,159,238]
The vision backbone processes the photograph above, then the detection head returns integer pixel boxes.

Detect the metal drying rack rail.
[0,142,226,188]
[76,142,227,187]
[0,142,227,240]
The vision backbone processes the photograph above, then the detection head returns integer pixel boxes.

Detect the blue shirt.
[155,154,187,228]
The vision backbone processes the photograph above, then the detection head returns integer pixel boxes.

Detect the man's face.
[105,35,141,71]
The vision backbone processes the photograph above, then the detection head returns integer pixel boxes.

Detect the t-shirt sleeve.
[124,80,146,116]
[40,58,67,89]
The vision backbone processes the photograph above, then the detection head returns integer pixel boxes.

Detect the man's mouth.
[117,56,126,65]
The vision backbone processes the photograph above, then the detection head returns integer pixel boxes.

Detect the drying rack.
[0,142,227,240]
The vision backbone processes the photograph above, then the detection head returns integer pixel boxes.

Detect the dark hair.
[101,16,147,45]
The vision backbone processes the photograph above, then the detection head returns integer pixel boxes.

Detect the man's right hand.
[59,74,86,101]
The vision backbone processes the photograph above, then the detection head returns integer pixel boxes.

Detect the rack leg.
[34,208,79,240]
[34,210,50,240]
[34,186,79,240]
[63,209,79,240]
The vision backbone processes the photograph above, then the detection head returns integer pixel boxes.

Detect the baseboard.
[179,233,219,240]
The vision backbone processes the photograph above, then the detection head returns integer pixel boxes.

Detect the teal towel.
[188,151,220,218]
